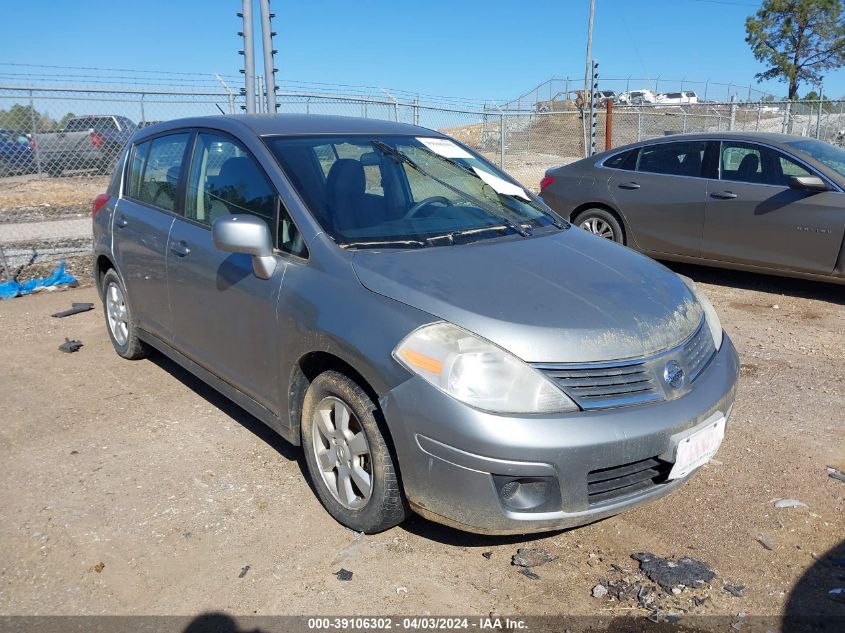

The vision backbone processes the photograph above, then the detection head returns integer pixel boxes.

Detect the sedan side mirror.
[788,175,830,192]
[212,215,277,279]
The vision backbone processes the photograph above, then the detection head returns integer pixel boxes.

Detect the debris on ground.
[92,563,104,573]
[591,584,608,598]
[519,568,540,581]
[334,568,353,581]
[0,261,78,299]
[724,584,746,597]
[773,498,808,508]
[395,586,407,595]
[827,466,845,483]
[51,302,94,318]
[632,552,715,593]
[481,551,492,560]
[58,338,83,353]
[511,547,557,568]
[238,565,250,578]
[756,534,776,551]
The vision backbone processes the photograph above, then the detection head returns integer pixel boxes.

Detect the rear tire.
[301,370,406,533]
[573,207,625,244]
[101,268,147,360]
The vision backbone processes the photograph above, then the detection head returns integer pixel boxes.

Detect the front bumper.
[381,334,740,534]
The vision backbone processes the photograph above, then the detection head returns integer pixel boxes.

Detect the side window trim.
[275,196,309,259]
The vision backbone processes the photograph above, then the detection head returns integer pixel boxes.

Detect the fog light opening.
[493,475,561,512]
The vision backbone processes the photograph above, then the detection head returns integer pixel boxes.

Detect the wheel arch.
[288,350,406,486]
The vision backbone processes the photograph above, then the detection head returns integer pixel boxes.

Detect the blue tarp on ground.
[0,261,78,299]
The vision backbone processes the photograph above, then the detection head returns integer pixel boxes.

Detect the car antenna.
[215,104,227,115]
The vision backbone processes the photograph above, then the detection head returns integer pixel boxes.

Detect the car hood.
[351,228,703,363]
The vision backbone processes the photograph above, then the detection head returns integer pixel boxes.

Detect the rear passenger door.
[607,140,708,257]
[702,141,844,274]
[166,131,288,411]
[112,131,190,340]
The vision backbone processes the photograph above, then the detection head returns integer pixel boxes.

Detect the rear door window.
[126,133,190,212]
[636,141,707,177]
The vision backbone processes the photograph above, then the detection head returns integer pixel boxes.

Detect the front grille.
[535,318,715,411]
[587,457,672,506]
[681,320,716,382]
[540,362,662,410]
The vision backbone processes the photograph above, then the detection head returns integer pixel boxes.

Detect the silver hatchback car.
[92,115,739,534]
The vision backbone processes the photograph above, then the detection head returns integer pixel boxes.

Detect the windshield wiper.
[410,143,567,230]
[371,141,531,237]
[339,238,427,250]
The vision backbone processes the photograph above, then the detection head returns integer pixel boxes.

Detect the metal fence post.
[729,96,737,130]
[139,93,146,125]
[756,102,761,131]
[637,111,642,142]
[500,113,506,168]
[782,101,791,134]
[28,89,42,174]
[816,92,824,139]
[414,95,420,126]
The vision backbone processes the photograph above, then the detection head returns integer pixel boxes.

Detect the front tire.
[300,371,406,533]
[101,269,147,360]
[573,207,625,244]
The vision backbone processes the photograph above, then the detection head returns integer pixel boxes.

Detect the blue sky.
[1,0,844,102]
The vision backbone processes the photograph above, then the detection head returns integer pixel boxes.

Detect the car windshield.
[265,134,562,248]
[784,138,845,178]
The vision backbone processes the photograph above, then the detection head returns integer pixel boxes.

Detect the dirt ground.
[0,260,843,627]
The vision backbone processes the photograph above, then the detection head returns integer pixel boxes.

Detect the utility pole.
[258,0,278,113]
[238,0,256,113]
[582,0,596,157]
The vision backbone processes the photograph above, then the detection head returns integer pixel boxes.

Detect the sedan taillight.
[539,175,555,191]
[91,131,104,148]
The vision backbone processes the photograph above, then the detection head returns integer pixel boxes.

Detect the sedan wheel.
[573,208,626,244]
[100,268,147,360]
[580,217,615,240]
[106,282,129,347]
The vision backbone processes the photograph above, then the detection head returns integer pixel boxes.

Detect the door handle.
[710,190,738,200]
[618,181,641,190]
[114,214,128,228]
[169,241,191,257]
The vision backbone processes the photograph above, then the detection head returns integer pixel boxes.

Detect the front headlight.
[393,322,578,414]
[678,275,723,351]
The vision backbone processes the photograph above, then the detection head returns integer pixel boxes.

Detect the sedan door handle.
[618,181,641,190]
[169,241,191,257]
[114,214,128,228]
[710,190,738,200]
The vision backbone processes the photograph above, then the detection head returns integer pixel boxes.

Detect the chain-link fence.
[2,83,844,284]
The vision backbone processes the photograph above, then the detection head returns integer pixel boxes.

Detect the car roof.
[600,131,815,155]
[133,114,444,141]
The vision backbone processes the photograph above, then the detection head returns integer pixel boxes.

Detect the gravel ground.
[0,260,842,626]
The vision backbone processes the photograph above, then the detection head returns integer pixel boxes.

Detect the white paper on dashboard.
[471,167,531,200]
[415,137,473,159]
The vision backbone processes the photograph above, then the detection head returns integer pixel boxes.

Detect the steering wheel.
[403,196,450,219]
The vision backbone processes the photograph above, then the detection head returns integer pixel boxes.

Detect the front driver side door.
[702,141,845,274]
[166,130,287,412]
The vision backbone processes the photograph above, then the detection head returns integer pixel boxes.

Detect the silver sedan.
[539,132,845,284]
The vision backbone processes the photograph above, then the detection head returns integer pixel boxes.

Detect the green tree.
[0,104,55,132]
[804,89,820,99]
[746,0,845,100]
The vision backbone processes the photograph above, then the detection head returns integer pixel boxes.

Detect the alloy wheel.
[310,396,373,510]
[105,282,129,346]
[580,217,615,240]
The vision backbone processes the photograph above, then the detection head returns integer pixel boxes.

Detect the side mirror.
[789,175,829,192]
[212,214,276,279]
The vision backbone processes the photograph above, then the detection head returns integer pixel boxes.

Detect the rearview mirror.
[789,175,829,192]
[211,215,276,279]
